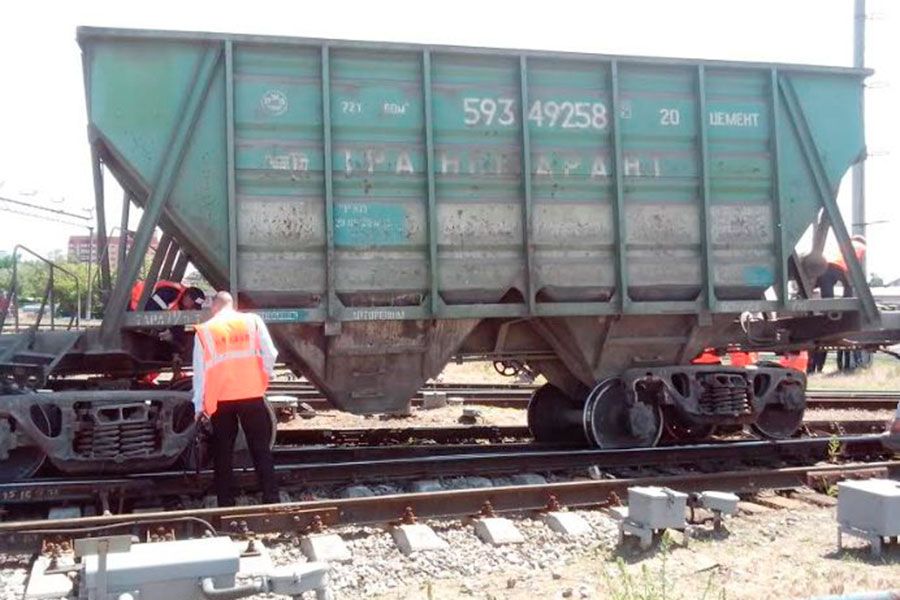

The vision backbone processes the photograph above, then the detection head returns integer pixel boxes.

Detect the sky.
[0,0,898,280]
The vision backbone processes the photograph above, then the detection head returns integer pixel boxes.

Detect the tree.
[2,259,95,318]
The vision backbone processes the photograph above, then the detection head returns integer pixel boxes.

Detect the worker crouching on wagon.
[811,236,866,372]
[816,235,866,299]
[192,291,280,506]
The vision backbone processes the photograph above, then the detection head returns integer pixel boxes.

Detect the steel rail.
[0,435,889,507]
[269,394,899,412]
[265,383,900,411]
[269,381,900,397]
[1,459,896,553]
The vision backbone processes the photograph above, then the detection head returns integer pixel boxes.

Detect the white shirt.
[191,308,279,414]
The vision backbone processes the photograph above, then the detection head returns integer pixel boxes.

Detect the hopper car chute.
[0,27,897,482]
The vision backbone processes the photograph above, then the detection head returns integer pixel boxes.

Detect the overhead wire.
[0,205,91,229]
[0,195,90,221]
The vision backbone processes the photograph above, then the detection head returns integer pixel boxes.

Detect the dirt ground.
[369,504,900,599]
[280,404,528,429]
[280,404,892,431]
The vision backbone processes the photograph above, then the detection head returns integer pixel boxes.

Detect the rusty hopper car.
[1,27,897,481]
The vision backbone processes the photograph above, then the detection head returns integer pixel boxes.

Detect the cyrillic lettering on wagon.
[708,111,760,128]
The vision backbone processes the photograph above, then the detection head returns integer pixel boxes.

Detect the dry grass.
[808,354,900,391]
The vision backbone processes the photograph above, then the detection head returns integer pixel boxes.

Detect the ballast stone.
[341,485,375,498]
[474,518,525,546]
[510,473,547,486]
[465,476,494,489]
[410,479,444,493]
[301,533,352,563]
[543,512,592,536]
[392,524,448,555]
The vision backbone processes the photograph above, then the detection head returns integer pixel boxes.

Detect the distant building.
[67,232,158,272]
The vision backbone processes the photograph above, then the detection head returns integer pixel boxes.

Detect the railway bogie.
[0,390,196,479]
[525,363,807,448]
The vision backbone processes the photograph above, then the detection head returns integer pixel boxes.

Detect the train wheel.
[751,382,805,439]
[0,408,50,482]
[527,383,586,444]
[583,378,663,449]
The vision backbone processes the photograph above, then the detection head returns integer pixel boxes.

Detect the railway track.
[1,456,896,553]
[0,434,890,509]
[267,382,900,412]
[274,418,890,446]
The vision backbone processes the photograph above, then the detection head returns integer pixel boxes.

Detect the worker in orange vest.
[778,351,808,372]
[130,280,205,312]
[728,351,758,367]
[817,235,866,299]
[812,235,866,373]
[192,291,279,506]
[691,348,721,365]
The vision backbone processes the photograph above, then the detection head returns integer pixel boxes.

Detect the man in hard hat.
[192,291,279,506]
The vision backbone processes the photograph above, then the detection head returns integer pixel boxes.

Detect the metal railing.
[0,245,81,333]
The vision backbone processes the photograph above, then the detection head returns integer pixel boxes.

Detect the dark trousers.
[810,264,853,372]
[211,398,279,506]
[817,264,852,299]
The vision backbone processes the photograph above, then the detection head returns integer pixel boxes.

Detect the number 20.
[659,108,680,126]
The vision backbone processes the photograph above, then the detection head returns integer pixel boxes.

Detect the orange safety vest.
[195,311,270,416]
[691,348,721,365]
[728,351,758,367]
[129,280,187,311]
[828,240,866,274]
[778,351,809,372]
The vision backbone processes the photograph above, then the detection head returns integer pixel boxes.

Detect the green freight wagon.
[0,27,893,480]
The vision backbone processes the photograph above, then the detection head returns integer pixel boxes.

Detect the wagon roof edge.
[75,25,873,78]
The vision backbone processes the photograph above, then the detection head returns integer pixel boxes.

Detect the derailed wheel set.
[1,27,900,482]
[529,364,806,447]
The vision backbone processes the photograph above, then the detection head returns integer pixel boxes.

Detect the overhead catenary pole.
[852,0,866,271]
[86,226,94,320]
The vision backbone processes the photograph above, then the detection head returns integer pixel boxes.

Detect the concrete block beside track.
[474,517,525,546]
[391,524,448,555]
[542,512,592,537]
[421,392,448,410]
[301,533,352,563]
